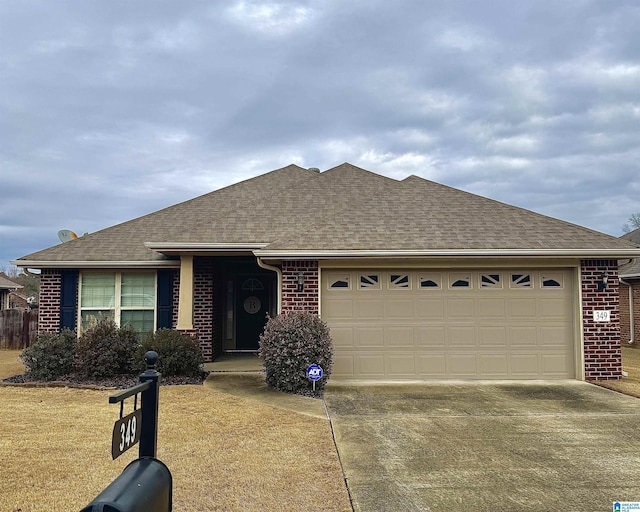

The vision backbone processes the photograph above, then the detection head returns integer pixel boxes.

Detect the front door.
[235,276,270,350]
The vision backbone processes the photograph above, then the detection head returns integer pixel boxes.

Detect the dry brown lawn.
[0,350,351,512]
[595,345,640,398]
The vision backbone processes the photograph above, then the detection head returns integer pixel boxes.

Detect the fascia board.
[11,260,181,269]
[253,249,640,259]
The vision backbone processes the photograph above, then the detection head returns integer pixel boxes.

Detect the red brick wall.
[620,282,631,343]
[633,283,640,345]
[193,257,214,362]
[281,260,319,313]
[39,269,62,333]
[581,260,621,380]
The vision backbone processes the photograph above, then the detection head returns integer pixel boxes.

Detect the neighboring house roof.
[14,163,640,267]
[0,273,23,290]
[620,228,640,278]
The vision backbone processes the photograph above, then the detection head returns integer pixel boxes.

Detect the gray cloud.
[2,0,640,268]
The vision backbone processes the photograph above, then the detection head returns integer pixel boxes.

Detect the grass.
[0,350,351,512]
[595,345,640,398]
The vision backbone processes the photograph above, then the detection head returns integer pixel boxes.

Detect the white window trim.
[78,271,157,334]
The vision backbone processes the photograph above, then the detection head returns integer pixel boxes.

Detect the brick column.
[281,260,319,314]
[581,260,621,380]
[38,269,62,333]
[193,257,214,362]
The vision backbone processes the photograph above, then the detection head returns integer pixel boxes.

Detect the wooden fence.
[0,309,38,349]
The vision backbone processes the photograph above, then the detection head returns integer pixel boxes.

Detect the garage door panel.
[448,326,476,347]
[416,299,445,319]
[354,327,384,348]
[386,354,416,376]
[355,300,385,319]
[356,354,385,376]
[324,299,354,319]
[386,299,415,319]
[385,326,415,348]
[478,326,507,347]
[331,327,354,348]
[416,326,446,347]
[448,354,478,376]
[323,268,575,380]
[478,298,506,318]
[478,354,509,376]
[447,298,475,318]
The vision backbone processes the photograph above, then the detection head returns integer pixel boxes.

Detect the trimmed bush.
[20,329,76,381]
[138,329,203,377]
[258,311,333,395]
[74,319,140,379]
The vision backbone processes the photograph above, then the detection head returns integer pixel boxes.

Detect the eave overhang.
[11,260,181,269]
[254,248,640,260]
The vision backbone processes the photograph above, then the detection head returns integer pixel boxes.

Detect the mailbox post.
[80,351,172,512]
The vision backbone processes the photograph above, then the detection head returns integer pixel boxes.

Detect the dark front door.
[235,276,270,350]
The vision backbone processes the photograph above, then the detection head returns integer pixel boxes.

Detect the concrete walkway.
[323,381,640,512]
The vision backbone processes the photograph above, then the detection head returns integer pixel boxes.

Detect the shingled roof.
[620,228,640,278]
[15,163,640,267]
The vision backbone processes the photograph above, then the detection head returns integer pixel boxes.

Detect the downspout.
[619,276,634,345]
[256,257,282,315]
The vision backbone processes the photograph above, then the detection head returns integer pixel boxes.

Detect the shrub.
[258,311,333,395]
[20,329,76,381]
[138,329,203,377]
[74,319,140,379]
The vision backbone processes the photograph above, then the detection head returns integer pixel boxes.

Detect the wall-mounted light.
[597,271,609,292]
[297,271,305,292]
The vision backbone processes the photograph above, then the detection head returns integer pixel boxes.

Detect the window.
[510,273,532,288]
[480,273,502,289]
[359,274,380,289]
[329,275,350,289]
[80,272,156,335]
[449,273,471,289]
[389,274,410,289]
[541,273,563,288]
[419,273,441,289]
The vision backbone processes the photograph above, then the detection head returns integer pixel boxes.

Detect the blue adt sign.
[307,364,323,381]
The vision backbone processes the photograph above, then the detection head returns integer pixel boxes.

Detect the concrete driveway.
[323,381,640,512]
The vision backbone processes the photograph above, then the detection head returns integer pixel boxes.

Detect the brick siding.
[581,260,622,380]
[193,257,214,362]
[39,269,62,333]
[619,280,640,345]
[281,260,319,313]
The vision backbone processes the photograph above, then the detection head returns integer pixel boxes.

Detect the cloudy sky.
[2,0,639,270]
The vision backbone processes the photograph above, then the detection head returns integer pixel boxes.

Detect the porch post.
[176,254,194,330]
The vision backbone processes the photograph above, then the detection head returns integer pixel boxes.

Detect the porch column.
[176,254,194,330]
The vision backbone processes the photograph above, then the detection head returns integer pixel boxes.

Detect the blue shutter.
[60,269,79,330]
[156,270,174,329]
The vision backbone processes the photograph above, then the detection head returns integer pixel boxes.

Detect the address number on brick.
[593,310,611,322]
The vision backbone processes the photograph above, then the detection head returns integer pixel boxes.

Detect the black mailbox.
[80,457,172,512]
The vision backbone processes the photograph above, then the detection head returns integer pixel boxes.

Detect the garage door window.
[480,273,502,289]
[449,273,471,288]
[329,275,351,289]
[359,274,381,289]
[389,274,411,289]
[419,273,442,289]
[541,273,563,288]
[510,273,532,288]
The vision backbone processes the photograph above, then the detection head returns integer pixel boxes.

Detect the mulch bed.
[2,372,209,389]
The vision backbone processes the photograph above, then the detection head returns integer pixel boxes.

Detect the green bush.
[20,329,76,381]
[138,329,203,377]
[258,311,333,395]
[74,319,140,379]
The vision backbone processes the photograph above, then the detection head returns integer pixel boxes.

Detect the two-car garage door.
[321,269,576,380]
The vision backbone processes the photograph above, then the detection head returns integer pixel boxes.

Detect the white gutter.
[256,257,282,315]
[11,260,180,269]
[253,248,640,259]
